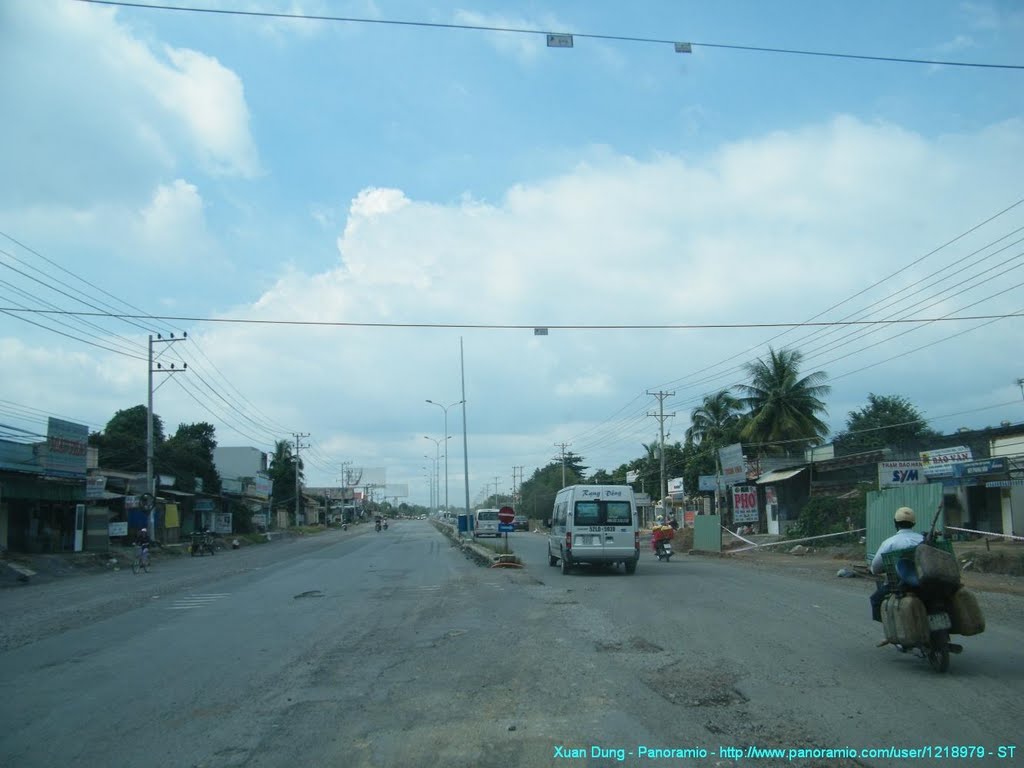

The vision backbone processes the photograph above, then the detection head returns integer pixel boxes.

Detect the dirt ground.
[719,538,1024,597]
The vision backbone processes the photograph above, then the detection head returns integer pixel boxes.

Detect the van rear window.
[476,510,498,521]
[605,501,632,524]
[574,502,600,525]
[572,500,631,526]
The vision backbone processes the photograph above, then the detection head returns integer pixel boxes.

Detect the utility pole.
[647,390,676,512]
[554,442,571,488]
[292,432,310,526]
[147,333,187,535]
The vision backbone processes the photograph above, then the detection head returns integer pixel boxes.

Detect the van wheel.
[560,553,572,575]
[624,560,637,574]
[548,548,558,567]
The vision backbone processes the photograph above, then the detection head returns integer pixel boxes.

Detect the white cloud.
[0,0,261,212]
[5,114,1024,498]
[158,48,261,178]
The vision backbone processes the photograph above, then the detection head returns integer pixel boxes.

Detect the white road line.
[166,593,230,610]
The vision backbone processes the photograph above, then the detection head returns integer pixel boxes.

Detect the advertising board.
[878,460,927,487]
[732,485,759,523]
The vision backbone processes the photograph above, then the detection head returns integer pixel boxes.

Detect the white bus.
[474,508,500,538]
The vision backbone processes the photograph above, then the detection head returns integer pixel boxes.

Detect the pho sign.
[732,485,758,524]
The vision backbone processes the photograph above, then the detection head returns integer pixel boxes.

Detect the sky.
[1,0,1023,508]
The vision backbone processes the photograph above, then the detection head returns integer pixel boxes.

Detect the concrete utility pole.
[292,433,310,526]
[147,333,187,534]
[647,390,676,511]
[460,338,471,521]
[554,442,571,488]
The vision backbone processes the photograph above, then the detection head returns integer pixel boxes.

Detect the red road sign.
[498,506,515,525]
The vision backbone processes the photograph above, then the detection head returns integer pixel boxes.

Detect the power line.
[74,0,1024,71]
[1,306,1021,330]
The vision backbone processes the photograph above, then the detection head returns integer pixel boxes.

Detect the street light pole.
[424,436,444,516]
[427,399,464,515]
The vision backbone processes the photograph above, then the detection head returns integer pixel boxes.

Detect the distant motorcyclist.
[869,506,924,622]
[135,527,152,566]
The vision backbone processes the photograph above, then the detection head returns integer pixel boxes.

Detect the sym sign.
[878,461,927,488]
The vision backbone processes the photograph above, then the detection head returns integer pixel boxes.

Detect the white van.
[473,508,500,538]
[547,485,639,574]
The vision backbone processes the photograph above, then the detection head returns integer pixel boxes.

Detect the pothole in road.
[293,590,324,599]
[595,636,664,653]
[644,662,748,708]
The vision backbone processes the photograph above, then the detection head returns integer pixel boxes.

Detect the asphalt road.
[1,522,1020,768]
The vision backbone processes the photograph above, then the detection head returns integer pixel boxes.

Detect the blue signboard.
[498,523,515,533]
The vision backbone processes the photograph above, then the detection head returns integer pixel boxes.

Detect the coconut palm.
[685,390,744,449]
[736,347,830,453]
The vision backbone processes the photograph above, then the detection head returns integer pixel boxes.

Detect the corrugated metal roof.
[756,467,807,484]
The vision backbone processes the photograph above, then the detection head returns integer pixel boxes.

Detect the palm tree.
[685,390,744,449]
[735,347,831,453]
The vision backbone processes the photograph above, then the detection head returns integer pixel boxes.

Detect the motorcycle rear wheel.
[927,630,951,673]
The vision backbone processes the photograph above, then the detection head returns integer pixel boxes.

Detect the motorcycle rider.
[869,506,924,622]
[135,527,152,567]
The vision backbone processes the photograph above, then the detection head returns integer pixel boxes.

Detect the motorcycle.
[654,539,673,561]
[189,530,216,557]
[651,524,674,562]
[375,520,382,532]
[342,523,348,531]
[878,535,984,673]
[383,520,388,530]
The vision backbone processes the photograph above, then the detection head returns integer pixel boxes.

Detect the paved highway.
[1,521,1020,767]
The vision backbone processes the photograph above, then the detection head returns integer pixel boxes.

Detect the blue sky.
[1,0,1023,505]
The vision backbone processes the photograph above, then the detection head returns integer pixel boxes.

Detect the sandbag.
[881,594,929,646]
[949,588,986,636]
[915,542,960,587]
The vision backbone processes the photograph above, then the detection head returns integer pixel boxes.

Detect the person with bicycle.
[135,527,152,569]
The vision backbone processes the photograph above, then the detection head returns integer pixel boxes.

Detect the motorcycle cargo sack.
[948,588,986,636]
[914,541,960,587]
[880,594,929,647]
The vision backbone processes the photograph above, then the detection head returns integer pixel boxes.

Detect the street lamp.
[426,399,464,515]
[424,435,448,516]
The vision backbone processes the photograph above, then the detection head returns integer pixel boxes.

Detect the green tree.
[832,393,939,455]
[518,462,575,521]
[268,439,303,521]
[159,422,221,495]
[88,405,164,472]
[736,347,831,454]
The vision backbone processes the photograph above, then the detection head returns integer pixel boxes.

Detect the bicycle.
[131,545,151,574]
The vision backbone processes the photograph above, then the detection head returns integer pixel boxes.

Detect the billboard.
[381,484,410,498]
[698,475,719,492]
[668,477,685,498]
[919,446,972,478]
[732,485,759,523]
[878,461,927,488]
[718,443,746,487]
[43,418,88,479]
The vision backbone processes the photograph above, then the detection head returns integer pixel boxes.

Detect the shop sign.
[732,485,758,523]
[878,460,926,487]
[919,446,972,478]
[953,458,1008,478]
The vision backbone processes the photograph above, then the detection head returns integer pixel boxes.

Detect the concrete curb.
[430,521,521,567]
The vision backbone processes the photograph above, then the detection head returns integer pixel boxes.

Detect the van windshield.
[572,500,631,526]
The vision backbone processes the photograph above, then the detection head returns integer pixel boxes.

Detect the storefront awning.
[756,467,807,484]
